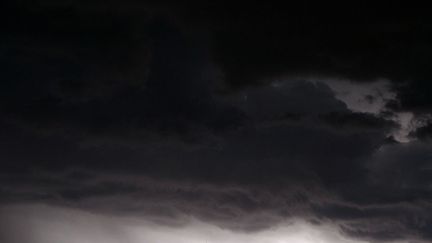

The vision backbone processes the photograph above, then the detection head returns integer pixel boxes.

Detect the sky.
[1,1,432,243]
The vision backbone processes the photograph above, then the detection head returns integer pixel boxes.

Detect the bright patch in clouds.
[317,78,395,114]
[0,204,367,243]
[314,78,421,143]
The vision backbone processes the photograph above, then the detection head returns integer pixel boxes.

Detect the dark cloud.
[0,3,244,141]
[173,2,432,115]
[410,122,432,141]
[1,80,421,241]
[2,1,432,243]
[231,81,347,119]
[319,111,398,131]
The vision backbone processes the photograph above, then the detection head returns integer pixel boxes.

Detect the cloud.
[319,112,398,132]
[410,121,432,141]
[0,204,371,243]
[3,78,428,242]
[2,2,432,243]
[0,5,244,142]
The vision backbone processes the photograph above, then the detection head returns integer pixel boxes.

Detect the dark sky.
[2,1,432,243]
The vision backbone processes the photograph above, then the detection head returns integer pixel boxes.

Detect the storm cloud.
[1,1,432,243]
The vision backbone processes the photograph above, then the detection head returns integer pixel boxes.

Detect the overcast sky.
[2,2,432,243]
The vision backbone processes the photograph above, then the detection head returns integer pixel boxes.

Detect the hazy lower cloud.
[1,204,373,243]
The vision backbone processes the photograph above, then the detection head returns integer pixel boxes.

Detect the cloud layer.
[2,1,432,242]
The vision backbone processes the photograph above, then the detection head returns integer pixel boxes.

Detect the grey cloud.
[319,112,398,131]
[0,79,413,242]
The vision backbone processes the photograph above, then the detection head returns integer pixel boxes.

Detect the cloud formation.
[2,1,432,242]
